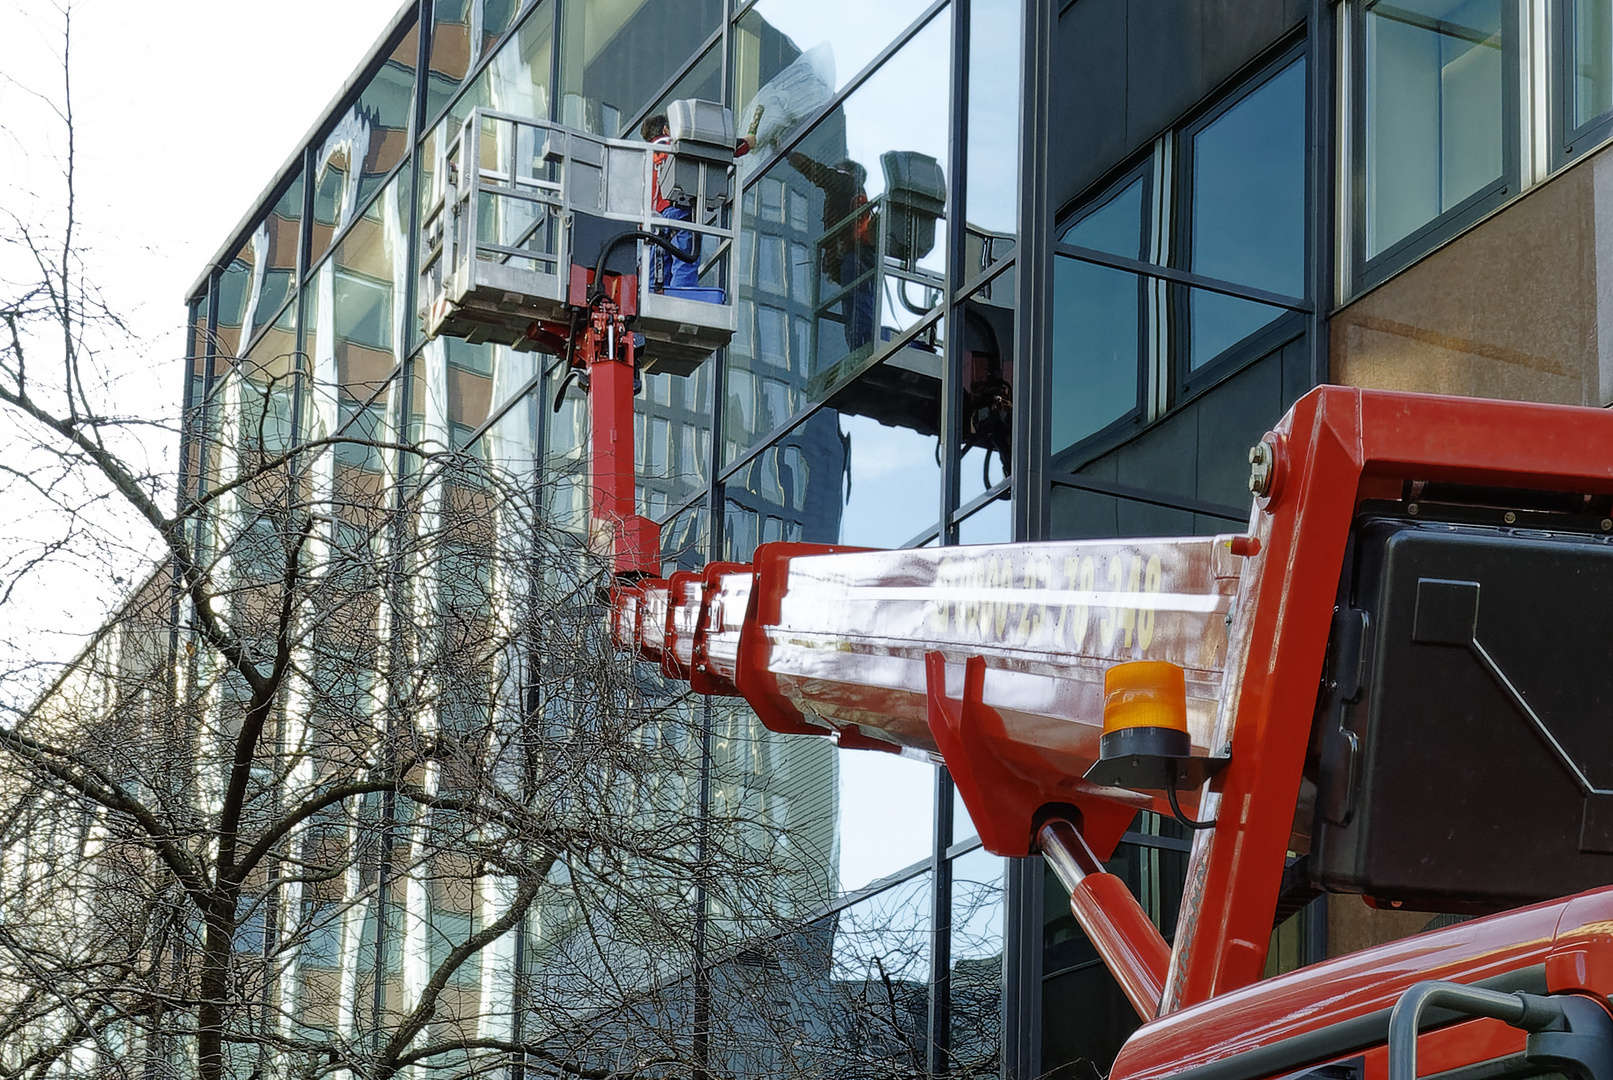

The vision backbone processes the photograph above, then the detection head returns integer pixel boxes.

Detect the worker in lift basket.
[641,109,759,294]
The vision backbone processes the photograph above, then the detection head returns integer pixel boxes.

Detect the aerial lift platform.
[415,92,1613,1080]
[419,99,739,576]
[616,387,1613,1080]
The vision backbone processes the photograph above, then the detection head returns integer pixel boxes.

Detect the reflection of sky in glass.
[1050,258,1140,453]
[839,16,951,210]
[743,0,936,111]
[953,782,978,844]
[950,846,1004,961]
[1189,58,1304,367]
[831,870,933,982]
[1190,59,1305,294]
[966,0,1021,237]
[957,495,1011,544]
[837,751,935,892]
[836,412,941,548]
[1062,175,1145,259]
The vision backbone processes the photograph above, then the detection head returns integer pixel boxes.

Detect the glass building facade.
[177,0,1613,1076]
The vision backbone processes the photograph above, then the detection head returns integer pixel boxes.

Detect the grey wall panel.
[1193,347,1284,509]
[1056,344,1292,521]
[1110,405,1197,500]
[1053,0,1303,211]
[1052,0,1128,217]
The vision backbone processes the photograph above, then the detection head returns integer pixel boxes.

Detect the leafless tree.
[0,13,963,1080]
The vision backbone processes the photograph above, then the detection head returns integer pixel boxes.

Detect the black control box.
[1311,514,1613,912]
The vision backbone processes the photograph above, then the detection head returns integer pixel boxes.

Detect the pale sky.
[0,2,960,889]
[0,0,405,684]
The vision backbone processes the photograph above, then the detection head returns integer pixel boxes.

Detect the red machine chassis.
[609,387,1613,1064]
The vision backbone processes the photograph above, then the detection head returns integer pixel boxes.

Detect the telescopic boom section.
[610,386,1613,1021]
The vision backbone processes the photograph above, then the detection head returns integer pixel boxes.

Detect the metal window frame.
[1173,39,1312,403]
[1349,0,1522,296]
[1549,0,1613,168]
[1049,160,1156,467]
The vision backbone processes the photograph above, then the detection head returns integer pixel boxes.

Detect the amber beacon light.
[1084,660,1227,830]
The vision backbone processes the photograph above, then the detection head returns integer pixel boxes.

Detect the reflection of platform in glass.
[419,106,738,376]
[810,330,943,434]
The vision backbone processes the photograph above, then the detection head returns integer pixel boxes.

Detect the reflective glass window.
[456,3,554,126]
[707,872,931,1077]
[309,25,419,265]
[659,500,709,573]
[421,4,556,260]
[413,336,543,481]
[833,870,933,983]
[958,283,1015,508]
[638,364,712,520]
[1573,0,1613,129]
[1186,57,1305,368]
[460,354,541,482]
[957,494,1010,544]
[544,359,589,535]
[837,754,935,893]
[1365,0,1505,259]
[733,0,936,156]
[426,0,536,122]
[950,846,1004,1078]
[215,251,253,360]
[965,0,1021,272]
[642,41,722,127]
[952,782,977,844]
[725,17,951,463]
[1052,174,1147,457]
[220,177,305,359]
[558,0,722,137]
[427,0,478,121]
[304,169,412,498]
[240,303,301,459]
[707,699,839,922]
[725,354,942,553]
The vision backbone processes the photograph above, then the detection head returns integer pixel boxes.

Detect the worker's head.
[836,159,868,188]
[641,113,670,141]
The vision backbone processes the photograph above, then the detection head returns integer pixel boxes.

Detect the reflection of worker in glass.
[788,152,877,352]
[642,113,700,292]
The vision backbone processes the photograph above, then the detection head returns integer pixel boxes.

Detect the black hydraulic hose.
[590,229,698,304]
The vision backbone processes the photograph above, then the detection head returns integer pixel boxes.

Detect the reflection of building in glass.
[81,0,1613,1076]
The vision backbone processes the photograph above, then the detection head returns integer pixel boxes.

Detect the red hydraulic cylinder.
[581,292,660,579]
[1038,817,1170,1021]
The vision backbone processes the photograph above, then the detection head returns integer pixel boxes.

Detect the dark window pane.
[1061,174,1145,260]
[643,40,723,124]
[1050,256,1142,455]
[1365,0,1504,258]
[958,282,1016,506]
[1190,59,1305,295]
[1188,290,1292,371]
[1188,57,1304,368]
